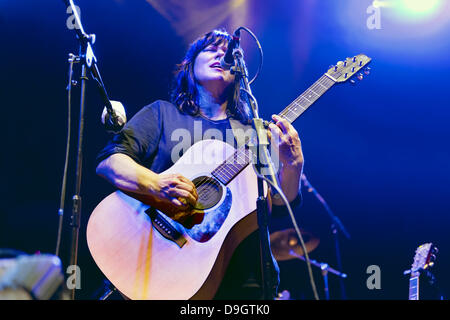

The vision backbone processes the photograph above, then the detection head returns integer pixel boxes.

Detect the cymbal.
[270,228,320,261]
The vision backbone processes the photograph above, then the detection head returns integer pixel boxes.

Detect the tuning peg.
[364,67,371,75]
[353,57,357,62]
[357,73,364,81]
[350,79,356,85]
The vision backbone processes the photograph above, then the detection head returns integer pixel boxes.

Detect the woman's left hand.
[268,114,304,169]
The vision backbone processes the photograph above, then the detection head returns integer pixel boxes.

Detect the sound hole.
[192,176,223,210]
[185,176,231,243]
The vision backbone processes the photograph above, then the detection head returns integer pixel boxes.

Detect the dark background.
[1,0,449,300]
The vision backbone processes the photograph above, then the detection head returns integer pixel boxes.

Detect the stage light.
[395,0,443,20]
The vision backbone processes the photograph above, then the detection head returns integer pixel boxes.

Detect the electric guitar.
[87,54,372,300]
[407,243,438,300]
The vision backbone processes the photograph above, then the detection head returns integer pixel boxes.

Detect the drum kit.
[270,228,347,300]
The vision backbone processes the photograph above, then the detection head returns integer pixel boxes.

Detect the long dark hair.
[170,29,251,124]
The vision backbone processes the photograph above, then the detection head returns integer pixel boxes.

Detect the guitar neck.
[211,73,336,185]
[278,74,336,123]
[409,275,419,300]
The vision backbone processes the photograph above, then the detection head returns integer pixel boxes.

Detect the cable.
[235,26,263,86]
[55,54,77,257]
[240,87,259,111]
[253,169,320,300]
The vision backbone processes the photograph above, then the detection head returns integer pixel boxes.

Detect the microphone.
[101,100,127,133]
[220,29,241,70]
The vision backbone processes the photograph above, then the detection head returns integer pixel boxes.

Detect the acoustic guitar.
[407,243,438,300]
[87,55,372,300]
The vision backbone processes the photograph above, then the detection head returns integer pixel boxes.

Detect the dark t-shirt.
[97,100,291,299]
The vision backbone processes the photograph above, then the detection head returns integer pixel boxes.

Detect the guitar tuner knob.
[364,67,371,75]
[357,73,364,81]
[350,79,356,85]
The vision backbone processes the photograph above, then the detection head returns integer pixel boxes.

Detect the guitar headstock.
[410,243,438,277]
[326,54,372,83]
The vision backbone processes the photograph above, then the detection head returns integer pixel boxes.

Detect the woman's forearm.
[272,162,303,206]
[96,153,158,196]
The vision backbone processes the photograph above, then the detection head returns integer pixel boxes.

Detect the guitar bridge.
[146,208,187,248]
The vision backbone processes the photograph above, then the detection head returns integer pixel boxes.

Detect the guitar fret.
[317,82,327,89]
[280,75,335,124]
[221,166,233,179]
[212,146,252,185]
[295,96,309,108]
[213,171,227,184]
[227,164,240,176]
[288,102,306,114]
[304,89,320,101]
[282,109,298,123]
[409,276,419,300]
[233,155,247,167]
[225,153,245,167]
[312,83,327,94]
[302,95,312,103]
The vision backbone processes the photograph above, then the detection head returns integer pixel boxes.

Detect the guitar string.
[281,75,333,122]
[280,76,329,121]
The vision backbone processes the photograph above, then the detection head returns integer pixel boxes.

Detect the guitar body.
[87,140,265,300]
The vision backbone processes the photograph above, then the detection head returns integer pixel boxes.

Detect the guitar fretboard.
[211,74,336,184]
[279,74,335,123]
[212,147,252,185]
[409,276,419,300]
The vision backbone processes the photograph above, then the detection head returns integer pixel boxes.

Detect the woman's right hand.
[149,173,202,228]
[150,173,199,208]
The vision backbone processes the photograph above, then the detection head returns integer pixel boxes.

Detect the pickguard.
[185,187,232,242]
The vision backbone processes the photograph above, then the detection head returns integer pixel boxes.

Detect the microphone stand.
[61,0,122,299]
[231,37,281,300]
[288,250,347,300]
[301,174,350,299]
